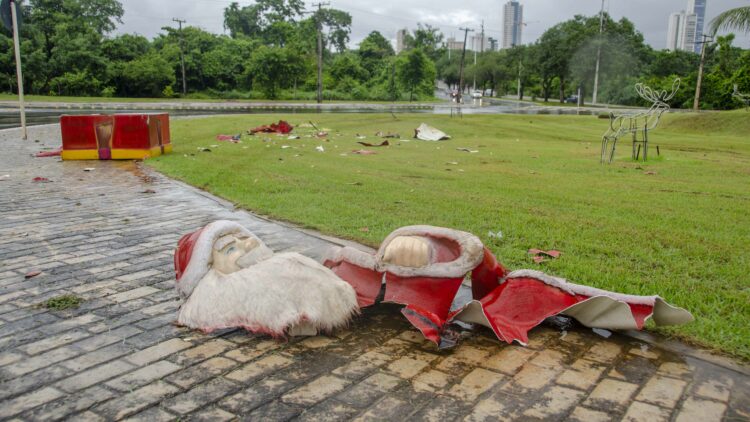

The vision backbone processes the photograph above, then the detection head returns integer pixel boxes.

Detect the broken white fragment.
[316,146,325,153]
[415,123,451,141]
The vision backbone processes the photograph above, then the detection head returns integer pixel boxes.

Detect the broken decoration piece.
[414,123,450,141]
[32,177,52,183]
[352,150,376,155]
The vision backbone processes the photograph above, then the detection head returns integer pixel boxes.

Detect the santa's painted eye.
[225,246,236,255]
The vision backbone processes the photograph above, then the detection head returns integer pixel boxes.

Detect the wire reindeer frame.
[601,78,680,164]
[733,84,750,110]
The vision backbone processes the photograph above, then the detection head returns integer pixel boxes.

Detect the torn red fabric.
[35,147,62,157]
[324,225,693,348]
[249,120,293,134]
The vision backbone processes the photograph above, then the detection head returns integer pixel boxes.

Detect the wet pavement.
[0,124,748,421]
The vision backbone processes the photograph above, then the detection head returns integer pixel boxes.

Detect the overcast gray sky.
[115,0,750,49]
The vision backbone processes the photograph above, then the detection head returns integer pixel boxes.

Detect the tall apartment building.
[396,29,408,54]
[666,0,706,53]
[688,0,707,53]
[502,0,523,48]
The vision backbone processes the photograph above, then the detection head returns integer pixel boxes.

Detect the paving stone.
[675,396,728,421]
[354,396,414,421]
[223,339,280,362]
[464,393,512,422]
[125,338,193,366]
[94,381,180,420]
[586,342,622,363]
[482,347,535,375]
[106,360,182,392]
[523,385,585,419]
[186,406,236,422]
[0,364,73,401]
[657,361,692,379]
[448,368,505,401]
[246,399,303,420]
[167,357,238,389]
[509,362,559,390]
[121,406,176,422]
[413,370,451,393]
[694,376,734,402]
[557,358,607,391]
[332,351,391,379]
[628,345,660,360]
[282,375,351,406]
[219,377,296,414]
[635,374,687,408]
[298,399,360,421]
[22,386,115,422]
[56,359,136,393]
[387,357,429,379]
[172,338,234,366]
[0,387,66,419]
[584,378,639,410]
[164,377,238,414]
[568,406,612,422]
[61,342,133,372]
[299,336,335,349]
[225,354,293,383]
[412,395,466,421]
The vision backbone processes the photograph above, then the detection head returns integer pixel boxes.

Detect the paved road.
[0,124,748,421]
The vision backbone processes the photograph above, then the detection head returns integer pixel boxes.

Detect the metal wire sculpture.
[733,84,750,110]
[601,78,680,164]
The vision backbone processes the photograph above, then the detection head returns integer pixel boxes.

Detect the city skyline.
[502,0,523,49]
[114,0,750,50]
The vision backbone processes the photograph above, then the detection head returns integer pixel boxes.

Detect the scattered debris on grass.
[25,270,41,279]
[414,123,450,141]
[357,140,389,147]
[216,134,241,142]
[487,230,503,239]
[375,131,400,139]
[316,131,329,138]
[529,248,562,264]
[456,148,479,153]
[249,120,293,134]
[352,150,377,155]
[32,177,52,183]
[288,135,300,140]
[315,146,325,153]
[44,294,83,311]
[35,147,62,157]
[198,147,211,152]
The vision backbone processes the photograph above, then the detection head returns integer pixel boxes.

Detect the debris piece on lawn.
[414,123,450,141]
[25,270,41,279]
[352,149,377,155]
[356,134,367,139]
[249,120,293,134]
[529,248,562,264]
[446,161,459,165]
[357,140,390,147]
[216,134,241,142]
[456,148,479,153]
[281,145,292,149]
[346,182,363,186]
[35,147,62,157]
[375,131,401,139]
[316,131,329,138]
[315,146,325,153]
[198,148,211,152]
[288,135,301,140]
[488,230,503,239]
[32,177,52,183]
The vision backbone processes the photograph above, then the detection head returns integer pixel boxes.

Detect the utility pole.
[592,0,605,105]
[472,21,484,92]
[172,18,187,95]
[457,27,474,104]
[694,34,712,111]
[8,0,26,139]
[312,2,330,104]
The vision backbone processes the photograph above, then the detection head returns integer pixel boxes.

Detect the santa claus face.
[211,234,261,274]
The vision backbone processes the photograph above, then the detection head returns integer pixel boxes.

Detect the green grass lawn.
[146,111,750,360]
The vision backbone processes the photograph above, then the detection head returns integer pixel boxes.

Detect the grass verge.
[146,110,750,360]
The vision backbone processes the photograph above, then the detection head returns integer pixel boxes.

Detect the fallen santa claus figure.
[173,222,692,348]
[323,225,693,348]
[173,220,358,337]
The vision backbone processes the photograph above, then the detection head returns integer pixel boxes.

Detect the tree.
[246,46,306,98]
[708,6,750,35]
[223,0,304,39]
[119,54,175,97]
[358,31,394,75]
[396,48,436,101]
[404,24,445,62]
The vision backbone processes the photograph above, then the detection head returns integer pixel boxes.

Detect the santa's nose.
[240,238,257,250]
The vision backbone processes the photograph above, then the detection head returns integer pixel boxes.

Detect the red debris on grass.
[32,177,52,183]
[529,249,562,263]
[35,147,62,157]
[357,140,390,147]
[249,120,293,135]
[216,134,241,142]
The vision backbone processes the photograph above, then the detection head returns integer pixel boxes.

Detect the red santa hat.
[173,220,261,298]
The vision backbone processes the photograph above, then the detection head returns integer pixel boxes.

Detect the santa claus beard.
[177,252,359,336]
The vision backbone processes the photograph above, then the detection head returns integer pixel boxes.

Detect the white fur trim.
[177,253,359,335]
[375,226,484,278]
[323,246,378,270]
[177,220,267,299]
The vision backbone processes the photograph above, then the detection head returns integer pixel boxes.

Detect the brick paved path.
[1,125,748,421]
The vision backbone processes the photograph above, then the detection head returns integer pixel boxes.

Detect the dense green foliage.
[1,1,747,107]
[445,14,750,109]
[0,0,436,101]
